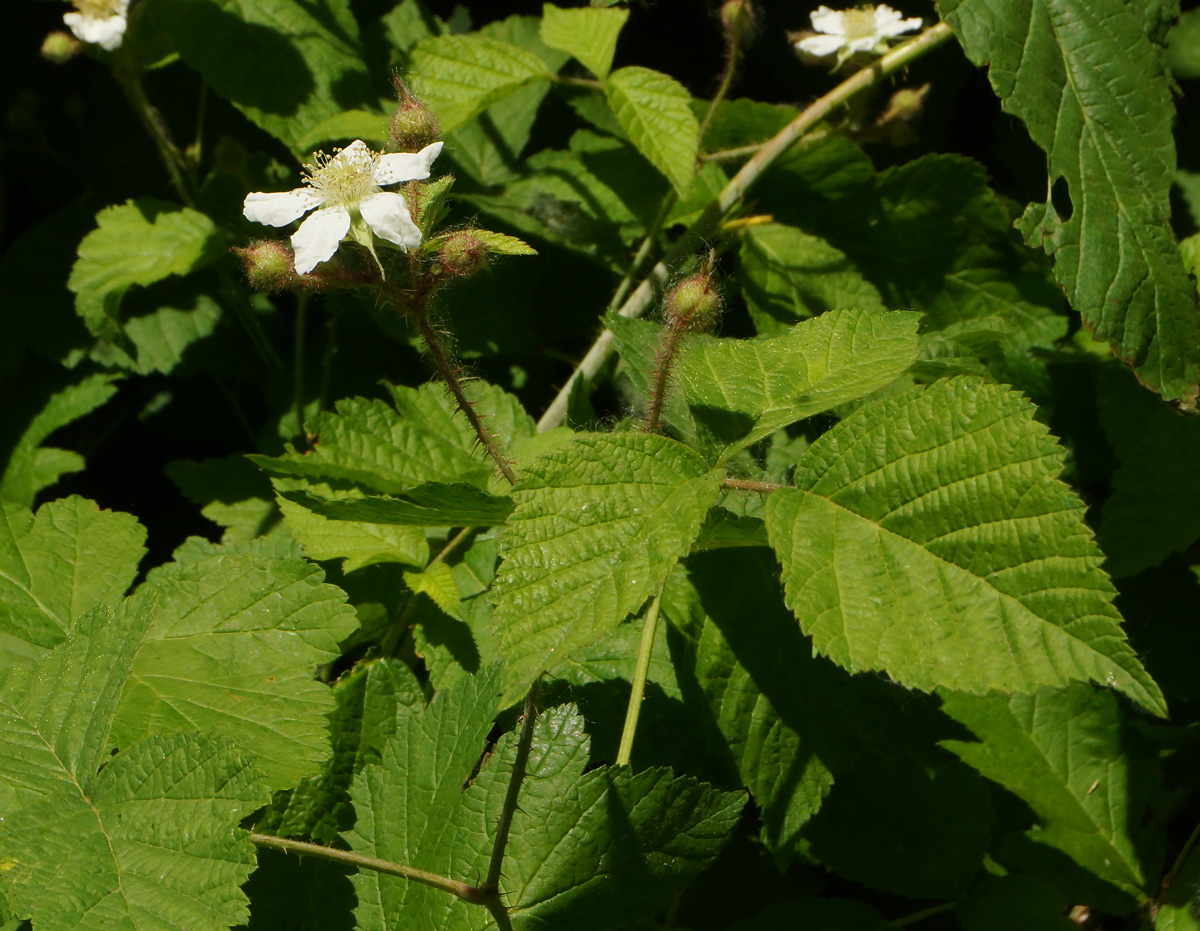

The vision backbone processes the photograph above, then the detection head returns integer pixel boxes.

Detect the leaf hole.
[1050,176,1073,221]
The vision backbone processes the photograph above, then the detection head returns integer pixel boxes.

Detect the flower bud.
[41,30,82,63]
[389,77,441,153]
[233,240,297,291]
[720,0,755,47]
[664,271,722,333]
[435,230,489,278]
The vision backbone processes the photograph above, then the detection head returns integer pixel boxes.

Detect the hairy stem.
[293,293,309,447]
[536,22,955,433]
[644,326,683,434]
[248,833,496,905]
[487,684,540,891]
[722,477,786,494]
[617,587,664,766]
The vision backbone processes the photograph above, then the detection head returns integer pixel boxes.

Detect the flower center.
[73,0,123,18]
[840,9,878,40]
[302,141,380,209]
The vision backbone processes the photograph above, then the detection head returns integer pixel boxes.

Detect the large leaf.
[765,377,1165,715]
[411,33,552,133]
[941,685,1160,901]
[940,0,1200,405]
[111,538,360,789]
[147,0,374,152]
[604,66,699,195]
[0,373,120,506]
[0,497,145,655]
[539,3,629,79]
[346,668,745,931]
[490,432,724,704]
[68,200,223,343]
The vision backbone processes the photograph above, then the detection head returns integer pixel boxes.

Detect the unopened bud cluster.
[233,241,298,292]
[664,271,722,333]
[390,77,441,153]
[41,31,82,63]
[434,230,489,278]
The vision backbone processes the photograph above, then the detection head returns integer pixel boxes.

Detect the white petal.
[360,192,422,251]
[809,7,847,35]
[373,141,445,186]
[291,205,351,274]
[64,11,127,50]
[874,8,923,37]
[243,188,323,227]
[846,35,883,52]
[798,33,849,56]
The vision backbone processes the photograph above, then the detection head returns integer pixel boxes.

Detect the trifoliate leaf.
[346,670,745,931]
[68,199,223,343]
[0,373,120,507]
[940,0,1200,405]
[257,658,423,844]
[411,33,552,133]
[111,540,360,789]
[491,433,724,704]
[0,496,145,654]
[739,223,887,335]
[2,730,267,931]
[605,66,699,195]
[540,3,629,79]
[765,377,1165,715]
[941,684,1160,900]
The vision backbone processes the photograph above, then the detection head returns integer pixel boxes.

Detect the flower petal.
[291,205,351,274]
[874,8,923,38]
[846,35,882,52]
[243,189,323,227]
[63,11,127,50]
[797,33,848,56]
[373,141,445,186]
[359,192,422,251]
[808,7,846,35]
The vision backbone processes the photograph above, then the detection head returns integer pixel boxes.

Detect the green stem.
[644,326,683,434]
[535,22,955,433]
[293,293,309,446]
[116,69,195,208]
[1155,817,1200,911]
[248,833,495,905]
[608,192,677,315]
[379,527,474,658]
[888,901,957,927]
[486,684,540,891]
[696,42,742,154]
[616,588,664,766]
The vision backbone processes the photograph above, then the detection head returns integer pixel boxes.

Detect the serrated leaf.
[276,487,430,572]
[68,199,222,342]
[0,373,120,506]
[766,377,1165,714]
[257,658,423,844]
[491,433,724,704]
[346,670,744,931]
[0,497,145,654]
[604,66,699,195]
[474,229,538,255]
[145,0,373,152]
[941,684,1160,899]
[280,482,514,527]
[296,109,389,152]
[404,562,462,620]
[95,291,225,375]
[111,541,360,789]
[2,730,267,931]
[739,223,887,335]
[540,3,629,79]
[940,0,1200,405]
[411,33,551,133]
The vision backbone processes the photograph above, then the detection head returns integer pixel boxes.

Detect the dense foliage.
[4,0,1200,928]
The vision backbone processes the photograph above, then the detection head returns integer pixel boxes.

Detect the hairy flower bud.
[390,77,442,153]
[233,240,297,291]
[436,230,489,278]
[41,30,82,63]
[664,271,722,333]
[720,0,755,47]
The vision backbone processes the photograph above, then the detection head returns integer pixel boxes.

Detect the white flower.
[63,0,129,51]
[243,139,444,276]
[796,5,922,60]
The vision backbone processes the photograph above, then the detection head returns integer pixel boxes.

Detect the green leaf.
[1168,10,1200,79]
[940,0,1200,405]
[347,669,745,930]
[956,877,1076,931]
[411,33,551,133]
[739,223,887,335]
[941,684,1160,900]
[279,483,513,527]
[404,562,462,620]
[111,540,360,789]
[765,377,1166,715]
[257,658,422,844]
[166,455,279,543]
[729,900,889,931]
[68,199,222,343]
[275,487,430,572]
[491,433,724,704]
[93,291,224,375]
[604,66,699,195]
[295,109,389,152]
[2,730,267,931]
[0,373,120,506]
[1156,836,1200,929]
[147,0,374,153]
[0,497,145,654]
[472,229,538,255]
[540,3,629,78]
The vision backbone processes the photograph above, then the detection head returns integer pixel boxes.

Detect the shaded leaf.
[604,66,698,195]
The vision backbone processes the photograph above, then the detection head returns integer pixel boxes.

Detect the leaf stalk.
[617,587,665,766]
